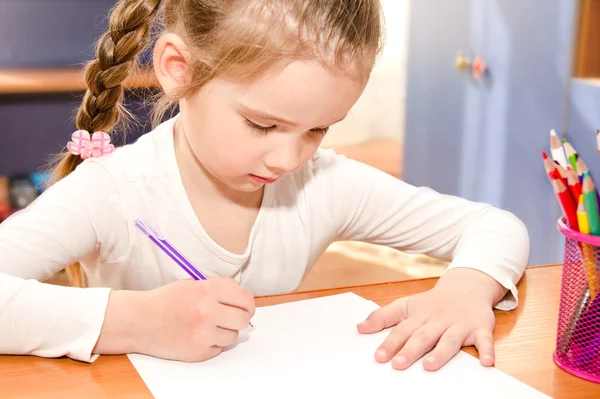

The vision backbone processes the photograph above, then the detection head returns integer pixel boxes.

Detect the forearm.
[444,207,529,309]
[435,268,508,307]
[92,290,148,355]
[0,273,111,361]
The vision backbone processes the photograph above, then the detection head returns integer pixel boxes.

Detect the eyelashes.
[243,118,329,136]
[244,118,273,133]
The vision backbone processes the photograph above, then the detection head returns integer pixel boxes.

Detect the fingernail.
[375,348,387,359]
[426,355,436,364]
[393,355,406,366]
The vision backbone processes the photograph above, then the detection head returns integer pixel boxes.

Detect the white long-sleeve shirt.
[0,116,529,363]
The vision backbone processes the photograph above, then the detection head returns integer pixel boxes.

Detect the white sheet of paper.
[128,293,551,399]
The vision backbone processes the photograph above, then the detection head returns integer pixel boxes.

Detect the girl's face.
[178,60,368,192]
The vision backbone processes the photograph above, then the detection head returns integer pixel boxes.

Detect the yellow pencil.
[578,194,590,234]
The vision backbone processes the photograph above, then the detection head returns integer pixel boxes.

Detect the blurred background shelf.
[0,67,158,95]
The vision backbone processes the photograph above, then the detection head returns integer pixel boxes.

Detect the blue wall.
[0,0,113,68]
[0,0,157,176]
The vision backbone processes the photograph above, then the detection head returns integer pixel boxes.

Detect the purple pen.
[133,217,254,327]
[134,217,207,281]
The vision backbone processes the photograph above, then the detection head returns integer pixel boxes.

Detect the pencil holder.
[554,217,600,383]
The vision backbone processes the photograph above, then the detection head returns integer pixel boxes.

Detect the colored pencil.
[542,152,566,184]
[572,294,600,366]
[566,165,582,202]
[583,171,600,236]
[554,161,569,182]
[577,194,598,299]
[597,129,600,155]
[576,330,600,367]
[576,158,589,182]
[563,138,579,172]
[576,157,600,206]
[578,194,590,234]
[550,129,569,168]
[551,174,579,231]
[558,289,591,351]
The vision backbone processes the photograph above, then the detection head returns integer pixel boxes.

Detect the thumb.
[357,299,407,334]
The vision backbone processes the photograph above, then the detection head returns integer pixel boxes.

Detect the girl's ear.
[153,33,190,97]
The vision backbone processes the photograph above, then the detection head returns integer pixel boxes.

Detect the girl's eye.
[244,117,329,137]
[244,118,274,134]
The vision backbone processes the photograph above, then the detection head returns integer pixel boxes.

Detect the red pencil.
[543,152,571,196]
[551,174,579,231]
[566,165,583,202]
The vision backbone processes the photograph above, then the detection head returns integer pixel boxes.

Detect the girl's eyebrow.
[239,104,296,126]
[238,104,347,127]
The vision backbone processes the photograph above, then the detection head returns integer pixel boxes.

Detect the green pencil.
[563,139,579,172]
[583,171,600,235]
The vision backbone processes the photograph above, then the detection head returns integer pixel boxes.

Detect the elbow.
[473,205,531,265]
[495,208,531,269]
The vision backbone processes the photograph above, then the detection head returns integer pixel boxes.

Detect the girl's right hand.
[95,278,255,362]
[142,278,256,361]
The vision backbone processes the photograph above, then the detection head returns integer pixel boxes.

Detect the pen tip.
[542,151,548,159]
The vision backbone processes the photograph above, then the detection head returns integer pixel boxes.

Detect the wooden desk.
[0,264,598,398]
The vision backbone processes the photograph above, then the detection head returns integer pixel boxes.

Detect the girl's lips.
[249,174,278,183]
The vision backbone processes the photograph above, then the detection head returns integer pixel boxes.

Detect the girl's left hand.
[357,268,504,371]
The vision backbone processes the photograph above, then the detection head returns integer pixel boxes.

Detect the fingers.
[473,329,495,367]
[357,299,407,334]
[390,322,447,370]
[374,317,424,363]
[212,327,240,348]
[198,346,223,362]
[214,303,253,330]
[213,278,256,316]
[421,326,468,371]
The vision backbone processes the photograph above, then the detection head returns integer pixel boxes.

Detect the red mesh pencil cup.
[554,217,600,383]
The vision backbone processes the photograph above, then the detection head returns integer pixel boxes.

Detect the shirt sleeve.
[315,151,530,310]
[0,160,126,362]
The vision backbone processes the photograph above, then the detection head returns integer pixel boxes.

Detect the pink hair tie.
[67,130,115,159]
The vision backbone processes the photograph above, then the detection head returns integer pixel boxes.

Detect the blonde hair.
[51,0,384,287]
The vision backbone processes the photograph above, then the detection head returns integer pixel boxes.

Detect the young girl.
[0,0,528,372]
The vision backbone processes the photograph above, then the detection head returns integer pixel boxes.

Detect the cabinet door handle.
[455,51,470,71]
[471,55,487,80]
[455,51,487,81]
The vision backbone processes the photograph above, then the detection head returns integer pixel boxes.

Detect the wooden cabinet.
[569,0,600,185]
